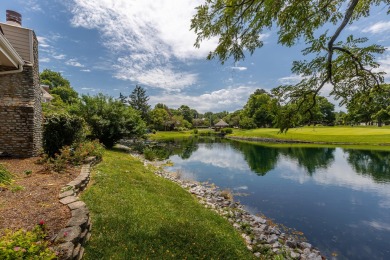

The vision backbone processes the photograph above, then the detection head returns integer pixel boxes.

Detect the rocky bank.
[133,153,325,260]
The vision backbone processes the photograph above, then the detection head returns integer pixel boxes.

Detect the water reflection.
[159,138,390,259]
[345,149,390,182]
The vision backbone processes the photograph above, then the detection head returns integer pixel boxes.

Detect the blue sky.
[2,0,389,113]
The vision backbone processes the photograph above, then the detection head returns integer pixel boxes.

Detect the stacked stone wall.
[0,32,42,157]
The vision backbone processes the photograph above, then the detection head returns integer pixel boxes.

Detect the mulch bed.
[0,157,79,239]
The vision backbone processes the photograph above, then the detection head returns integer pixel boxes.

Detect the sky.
[1,0,390,113]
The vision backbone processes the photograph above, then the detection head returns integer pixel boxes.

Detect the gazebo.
[214,119,229,130]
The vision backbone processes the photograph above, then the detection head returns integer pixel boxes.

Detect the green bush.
[193,129,198,134]
[143,148,156,161]
[75,94,146,148]
[0,164,13,185]
[43,113,85,157]
[221,128,233,134]
[0,225,56,259]
[38,140,105,172]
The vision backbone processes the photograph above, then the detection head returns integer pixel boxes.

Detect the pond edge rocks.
[135,154,325,260]
[52,156,97,260]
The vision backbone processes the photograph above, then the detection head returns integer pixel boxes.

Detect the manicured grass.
[148,129,214,140]
[229,126,390,145]
[148,131,193,140]
[82,149,255,259]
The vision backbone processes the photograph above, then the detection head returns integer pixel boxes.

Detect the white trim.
[0,31,24,75]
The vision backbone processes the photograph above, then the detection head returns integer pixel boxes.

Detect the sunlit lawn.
[229,126,390,145]
[82,149,255,259]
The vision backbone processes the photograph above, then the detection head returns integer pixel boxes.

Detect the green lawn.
[229,126,390,145]
[82,149,255,259]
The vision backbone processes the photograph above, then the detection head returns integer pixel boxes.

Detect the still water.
[159,137,390,259]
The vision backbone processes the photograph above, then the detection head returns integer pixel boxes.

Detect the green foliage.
[241,89,276,128]
[50,86,79,104]
[149,108,171,131]
[0,225,56,260]
[0,164,13,186]
[239,116,256,129]
[75,94,146,148]
[143,148,156,161]
[191,0,387,131]
[40,69,70,89]
[193,129,198,134]
[43,113,85,157]
[129,85,151,122]
[39,140,104,172]
[221,128,233,134]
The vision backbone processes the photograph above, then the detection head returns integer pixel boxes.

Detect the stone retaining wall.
[53,157,96,260]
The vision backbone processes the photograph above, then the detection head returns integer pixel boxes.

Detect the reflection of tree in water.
[230,141,279,175]
[231,142,335,176]
[345,149,390,182]
[279,147,335,175]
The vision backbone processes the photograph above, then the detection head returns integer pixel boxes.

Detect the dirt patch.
[0,157,79,239]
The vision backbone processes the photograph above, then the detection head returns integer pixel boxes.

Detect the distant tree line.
[40,69,390,153]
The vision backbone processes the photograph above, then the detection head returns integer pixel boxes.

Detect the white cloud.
[377,52,390,79]
[39,57,50,63]
[65,58,85,67]
[53,54,66,60]
[362,21,390,34]
[81,69,91,72]
[37,36,50,48]
[68,0,218,90]
[278,74,304,85]
[149,85,257,112]
[23,0,42,12]
[231,66,247,71]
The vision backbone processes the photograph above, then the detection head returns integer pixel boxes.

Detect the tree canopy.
[40,69,71,89]
[191,0,388,131]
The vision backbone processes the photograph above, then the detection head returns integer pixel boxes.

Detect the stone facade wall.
[0,32,42,157]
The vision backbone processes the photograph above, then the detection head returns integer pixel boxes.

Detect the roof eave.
[0,32,24,69]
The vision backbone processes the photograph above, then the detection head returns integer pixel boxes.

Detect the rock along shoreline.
[132,153,325,260]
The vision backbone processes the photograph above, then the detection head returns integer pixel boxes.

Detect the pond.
[157,137,390,259]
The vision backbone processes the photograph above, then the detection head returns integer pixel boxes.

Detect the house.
[0,10,42,157]
[40,85,53,103]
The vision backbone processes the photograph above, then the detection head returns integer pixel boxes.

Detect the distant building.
[40,85,53,103]
[214,119,229,130]
[0,10,42,157]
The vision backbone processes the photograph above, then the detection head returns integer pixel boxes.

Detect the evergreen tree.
[129,85,151,122]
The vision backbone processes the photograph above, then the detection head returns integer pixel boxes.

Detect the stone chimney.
[6,10,22,27]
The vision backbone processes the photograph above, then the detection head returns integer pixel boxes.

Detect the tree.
[40,69,70,89]
[241,89,275,127]
[50,86,79,104]
[129,85,151,122]
[178,105,194,124]
[150,108,171,131]
[75,94,146,148]
[119,92,128,104]
[191,0,387,131]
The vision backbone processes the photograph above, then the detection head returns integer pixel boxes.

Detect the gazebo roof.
[215,119,229,127]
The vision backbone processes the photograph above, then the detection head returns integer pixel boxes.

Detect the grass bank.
[82,149,255,259]
[229,126,390,145]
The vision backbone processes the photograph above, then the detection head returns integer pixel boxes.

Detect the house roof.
[215,119,229,127]
[0,26,24,69]
[40,85,54,101]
